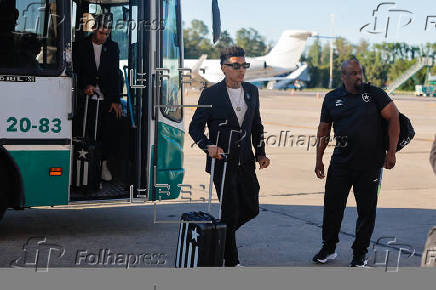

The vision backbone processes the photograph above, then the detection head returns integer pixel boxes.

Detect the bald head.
[341,59,361,73]
[340,58,363,93]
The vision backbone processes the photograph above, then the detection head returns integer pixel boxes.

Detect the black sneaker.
[312,247,337,264]
[349,253,368,267]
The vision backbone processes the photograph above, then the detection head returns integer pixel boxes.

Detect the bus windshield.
[161,0,182,122]
[0,0,63,75]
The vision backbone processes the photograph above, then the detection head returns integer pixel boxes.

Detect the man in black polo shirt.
[312,59,400,267]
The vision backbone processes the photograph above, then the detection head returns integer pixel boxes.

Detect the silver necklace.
[235,88,244,112]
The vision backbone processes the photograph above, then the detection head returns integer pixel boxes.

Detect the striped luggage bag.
[72,94,102,192]
[175,156,227,267]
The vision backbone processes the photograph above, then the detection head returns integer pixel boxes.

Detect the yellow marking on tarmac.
[34,202,146,210]
[33,200,213,210]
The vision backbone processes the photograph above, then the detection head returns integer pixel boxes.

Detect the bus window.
[161,0,182,122]
[110,5,129,62]
[72,1,77,42]
[0,0,63,75]
[88,3,102,14]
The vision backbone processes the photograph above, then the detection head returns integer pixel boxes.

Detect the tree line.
[183,19,270,59]
[305,39,436,90]
[184,20,436,90]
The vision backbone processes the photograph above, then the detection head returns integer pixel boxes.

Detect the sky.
[182,0,436,48]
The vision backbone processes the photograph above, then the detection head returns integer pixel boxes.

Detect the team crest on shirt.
[362,93,371,102]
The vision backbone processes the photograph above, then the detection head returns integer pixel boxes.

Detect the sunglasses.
[223,62,250,70]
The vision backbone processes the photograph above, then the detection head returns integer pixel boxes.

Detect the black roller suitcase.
[175,211,227,267]
[72,94,102,192]
[175,156,228,268]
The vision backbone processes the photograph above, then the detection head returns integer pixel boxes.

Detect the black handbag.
[396,112,415,151]
[382,110,415,152]
[363,82,415,152]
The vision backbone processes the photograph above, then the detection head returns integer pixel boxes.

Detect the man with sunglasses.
[189,46,270,267]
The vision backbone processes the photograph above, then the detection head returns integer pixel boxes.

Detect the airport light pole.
[328,14,335,89]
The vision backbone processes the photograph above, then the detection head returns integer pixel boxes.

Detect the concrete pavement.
[1,89,435,269]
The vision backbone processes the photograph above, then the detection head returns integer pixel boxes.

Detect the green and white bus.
[0,0,220,221]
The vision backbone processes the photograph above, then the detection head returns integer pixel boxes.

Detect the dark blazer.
[73,35,120,104]
[189,79,266,173]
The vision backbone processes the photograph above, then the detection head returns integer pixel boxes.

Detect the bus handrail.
[122,65,136,128]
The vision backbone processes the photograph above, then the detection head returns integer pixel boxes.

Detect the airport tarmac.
[0,89,435,269]
[182,89,436,267]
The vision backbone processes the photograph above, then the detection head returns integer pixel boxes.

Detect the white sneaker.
[101,160,112,181]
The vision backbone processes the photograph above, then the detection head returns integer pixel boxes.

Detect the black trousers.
[84,100,121,161]
[322,164,382,255]
[212,158,260,266]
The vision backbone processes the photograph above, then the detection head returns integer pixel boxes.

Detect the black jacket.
[189,79,266,173]
[73,36,121,104]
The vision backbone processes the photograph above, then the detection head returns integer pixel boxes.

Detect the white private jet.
[184,30,317,85]
[251,62,311,89]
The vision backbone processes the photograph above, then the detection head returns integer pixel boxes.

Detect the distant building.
[429,75,436,86]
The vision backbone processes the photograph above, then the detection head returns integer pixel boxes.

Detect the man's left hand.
[384,150,396,169]
[109,103,122,119]
[257,156,270,169]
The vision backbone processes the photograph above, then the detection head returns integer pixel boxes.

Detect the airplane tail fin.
[262,30,316,70]
[192,54,208,74]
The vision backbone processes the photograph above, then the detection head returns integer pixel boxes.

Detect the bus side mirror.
[212,0,221,43]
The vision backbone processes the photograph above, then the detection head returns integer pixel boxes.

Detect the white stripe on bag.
[181,222,189,267]
[83,161,89,186]
[187,242,193,268]
[76,160,81,187]
[175,223,184,267]
[193,245,198,267]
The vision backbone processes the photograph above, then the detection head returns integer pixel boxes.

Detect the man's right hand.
[315,160,325,179]
[208,145,224,160]
[84,85,96,96]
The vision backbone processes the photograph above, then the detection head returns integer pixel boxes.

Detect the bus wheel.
[0,165,9,221]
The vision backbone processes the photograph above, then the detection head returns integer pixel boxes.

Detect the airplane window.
[0,0,62,75]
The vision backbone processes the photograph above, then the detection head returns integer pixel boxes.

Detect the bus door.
[126,0,184,202]
[148,0,184,202]
[124,0,151,201]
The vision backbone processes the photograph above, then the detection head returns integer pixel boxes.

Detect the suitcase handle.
[208,152,227,220]
[81,92,101,141]
[82,94,89,138]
